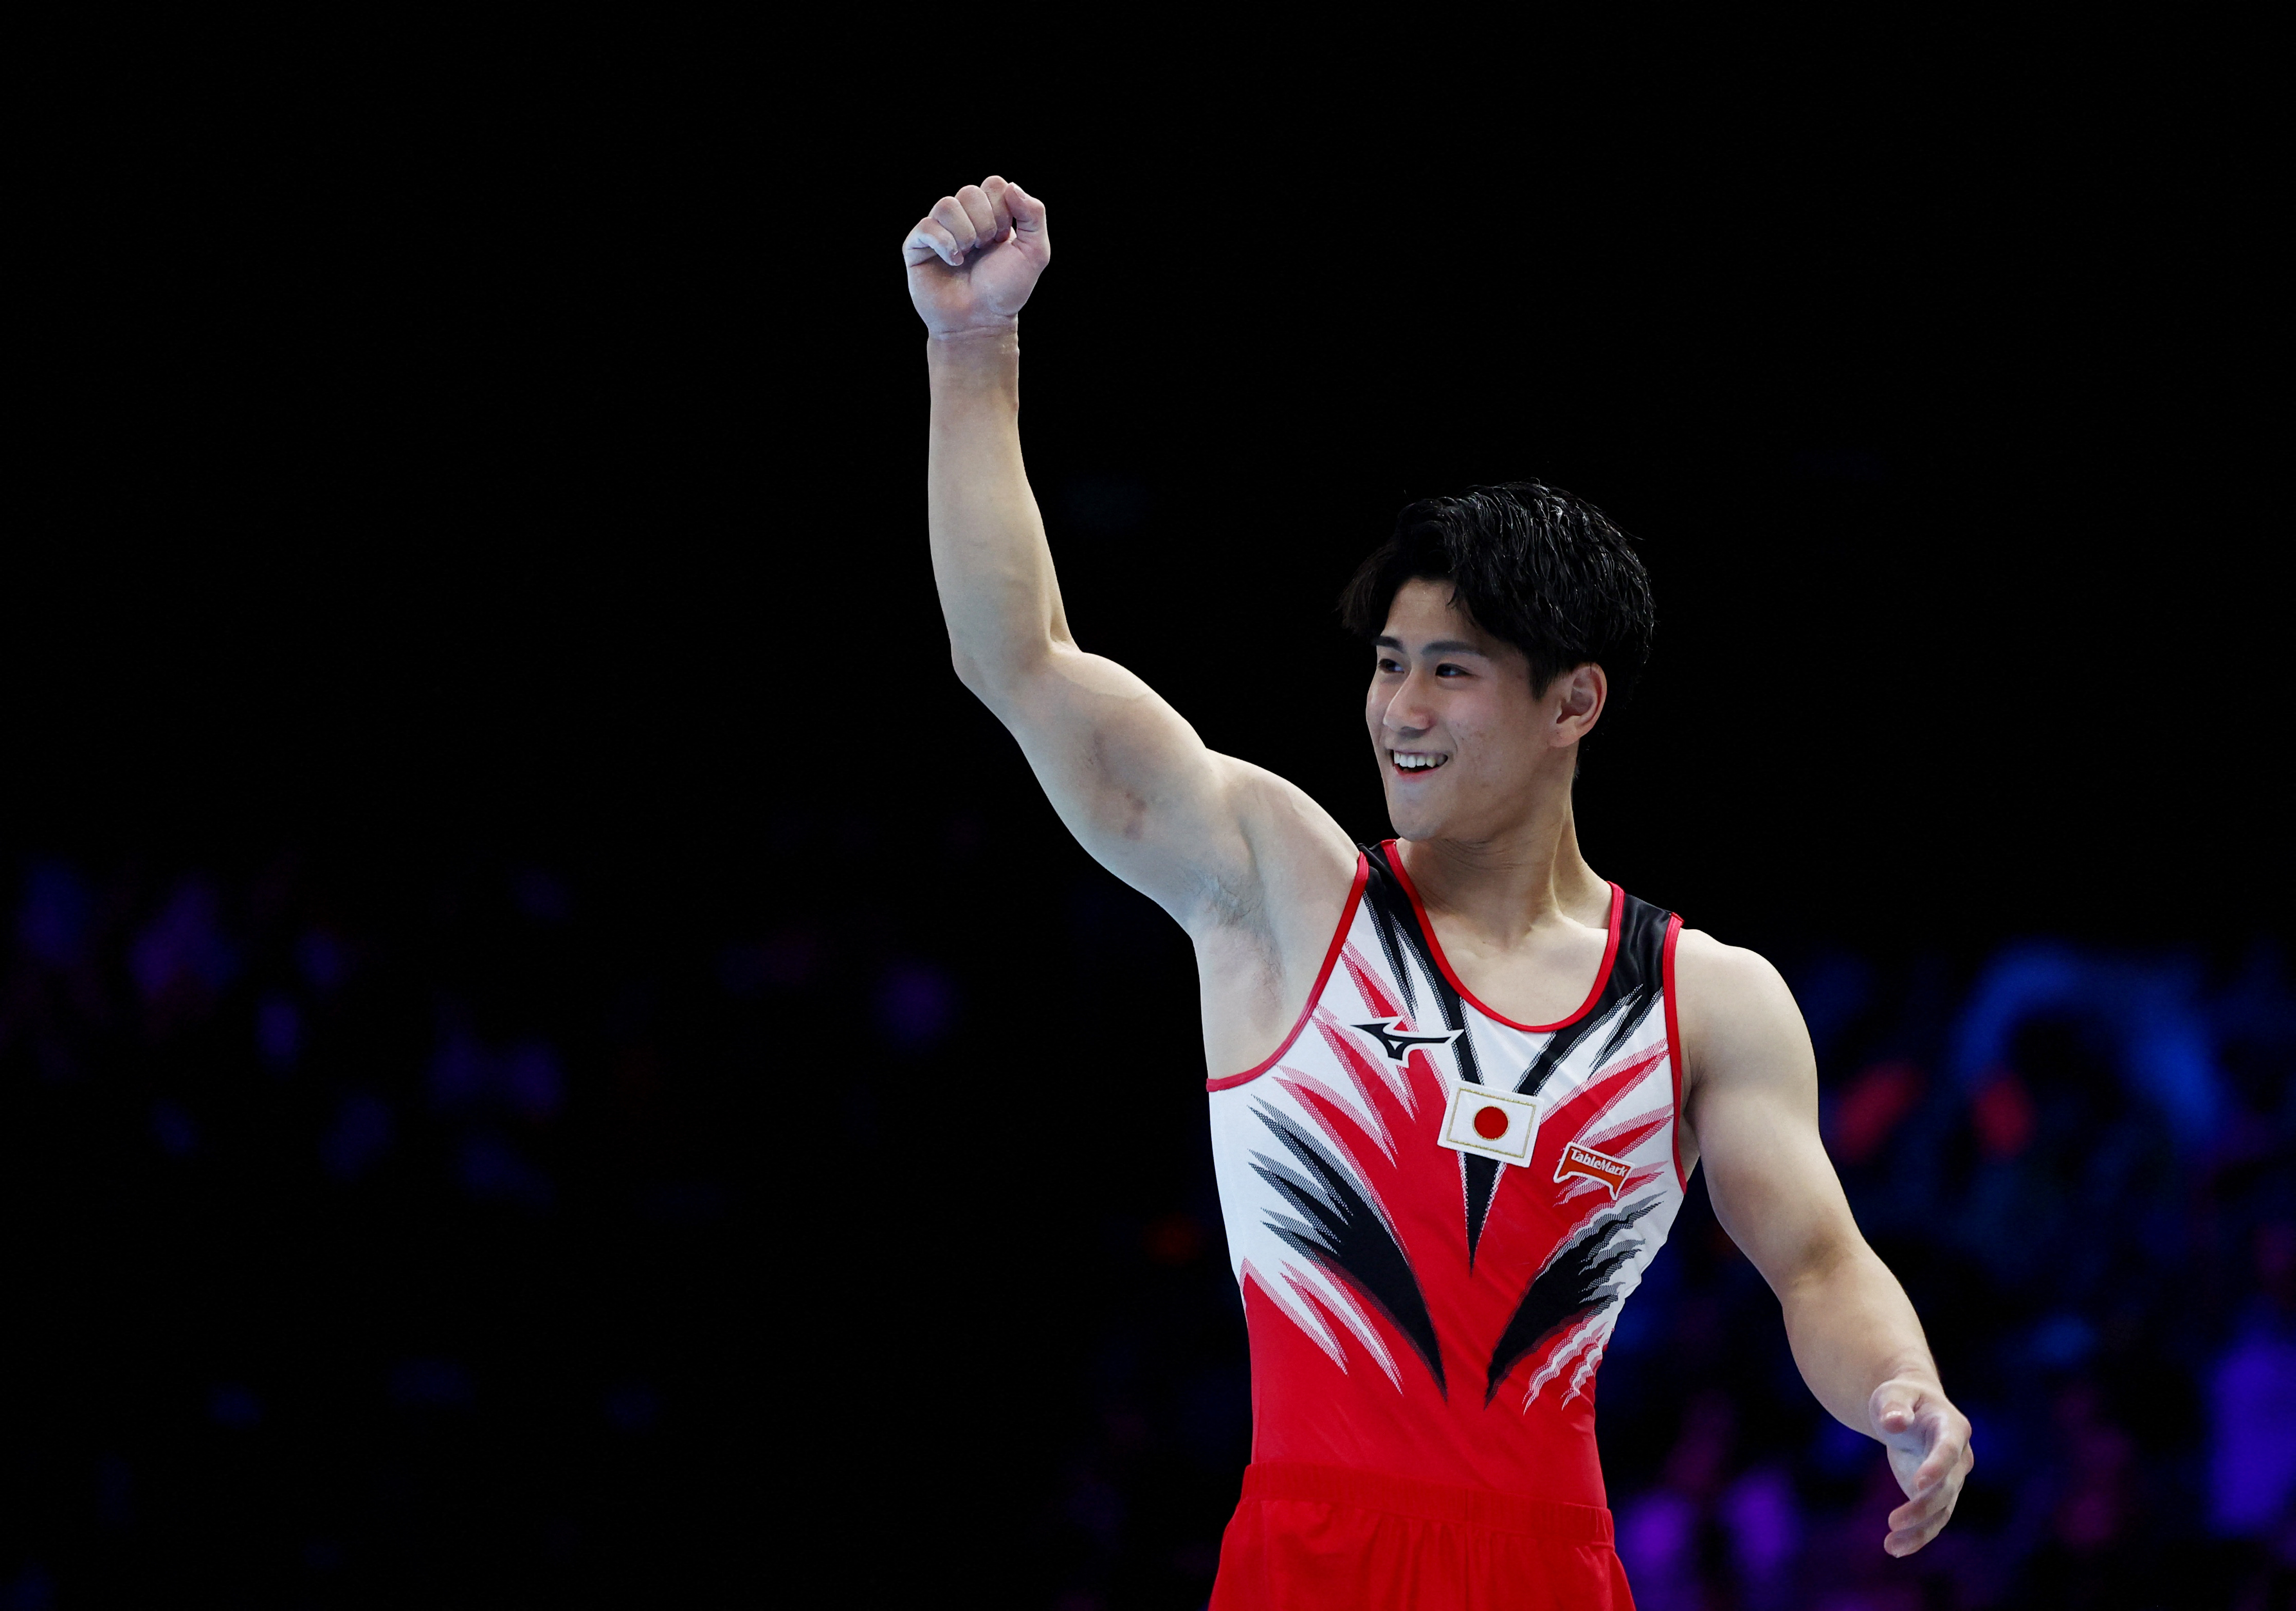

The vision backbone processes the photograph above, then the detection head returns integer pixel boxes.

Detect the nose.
[1380,671,1434,739]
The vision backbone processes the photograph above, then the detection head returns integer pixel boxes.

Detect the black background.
[16,31,2283,932]
[6,23,2285,1607]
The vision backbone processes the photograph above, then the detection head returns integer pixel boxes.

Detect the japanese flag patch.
[1437,1082,1541,1167]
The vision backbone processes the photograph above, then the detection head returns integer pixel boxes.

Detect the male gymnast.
[905,174,1972,1608]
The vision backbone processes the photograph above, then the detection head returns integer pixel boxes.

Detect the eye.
[1376,657,1403,674]
[1434,662,1468,678]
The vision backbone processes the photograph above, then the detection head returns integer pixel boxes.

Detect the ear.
[1548,663,1607,747]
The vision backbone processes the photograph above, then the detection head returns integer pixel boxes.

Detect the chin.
[1382,795,1442,844]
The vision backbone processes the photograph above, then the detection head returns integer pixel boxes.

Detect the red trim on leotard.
[1662,910,1689,1187]
[1205,853,1372,1092]
[1380,840,1623,1034]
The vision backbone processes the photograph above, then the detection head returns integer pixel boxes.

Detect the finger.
[1887,1496,1950,1542]
[1003,179,1048,238]
[1885,1518,1943,1557]
[928,195,978,256]
[954,185,1001,249]
[1885,1485,1958,1555]
[980,174,1015,238]
[1888,1488,1952,1531]
[1872,1392,1918,1437]
[903,218,960,267]
[1886,1499,1951,1552]
[1908,1436,1964,1494]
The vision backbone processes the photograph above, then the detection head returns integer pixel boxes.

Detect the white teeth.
[1392,752,1446,770]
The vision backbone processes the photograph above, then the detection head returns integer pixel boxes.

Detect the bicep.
[1681,938,1864,1294]
[983,643,1322,925]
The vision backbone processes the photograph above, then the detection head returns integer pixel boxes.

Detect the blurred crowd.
[0,849,773,1604]
[4,842,2293,1608]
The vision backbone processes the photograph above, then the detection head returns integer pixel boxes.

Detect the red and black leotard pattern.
[1206,841,1688,1507]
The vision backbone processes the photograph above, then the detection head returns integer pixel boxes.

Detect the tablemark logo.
[1554,1142,1632,1198]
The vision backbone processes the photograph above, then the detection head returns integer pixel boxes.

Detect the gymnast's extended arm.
[1676,932,1976,1556]
[904,177,1355,1038]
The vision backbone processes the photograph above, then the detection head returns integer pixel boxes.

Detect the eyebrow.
[1374,637,1487,656]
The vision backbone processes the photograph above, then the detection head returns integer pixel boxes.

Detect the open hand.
[1869,1378,1974,1556]
[902,176,1048,337]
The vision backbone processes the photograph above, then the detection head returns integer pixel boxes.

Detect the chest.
[1423,920,1616,1030]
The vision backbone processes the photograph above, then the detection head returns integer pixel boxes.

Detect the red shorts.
[1210,1461,1635,1611]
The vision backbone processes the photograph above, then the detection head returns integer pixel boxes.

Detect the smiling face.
[1366,578,1606,842]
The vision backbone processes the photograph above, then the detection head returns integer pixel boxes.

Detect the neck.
[1397,783,1609,944]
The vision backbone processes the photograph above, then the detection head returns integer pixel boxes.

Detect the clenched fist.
[903,176,1049,337]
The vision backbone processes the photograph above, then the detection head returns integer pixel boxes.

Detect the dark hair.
[1338,480,1655,702]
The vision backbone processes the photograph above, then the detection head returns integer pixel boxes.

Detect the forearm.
[1680,936,1973,1552]
[1779,1239,1939,1433]
[926,328,1068,700]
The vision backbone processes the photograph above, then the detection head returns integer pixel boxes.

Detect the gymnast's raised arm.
[903,177,1355,1069]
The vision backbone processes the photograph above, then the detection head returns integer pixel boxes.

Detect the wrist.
[1870,1363,1942,1393]
[927,323,1020,391]
[927,320,1018,351]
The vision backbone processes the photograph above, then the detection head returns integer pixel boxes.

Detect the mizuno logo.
[1352,1018,1465,1063]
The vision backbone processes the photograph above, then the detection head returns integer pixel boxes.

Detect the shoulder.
[1670,928,1813,1088]
[1672,927,1794,1013]
[1215,753,1346,840]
